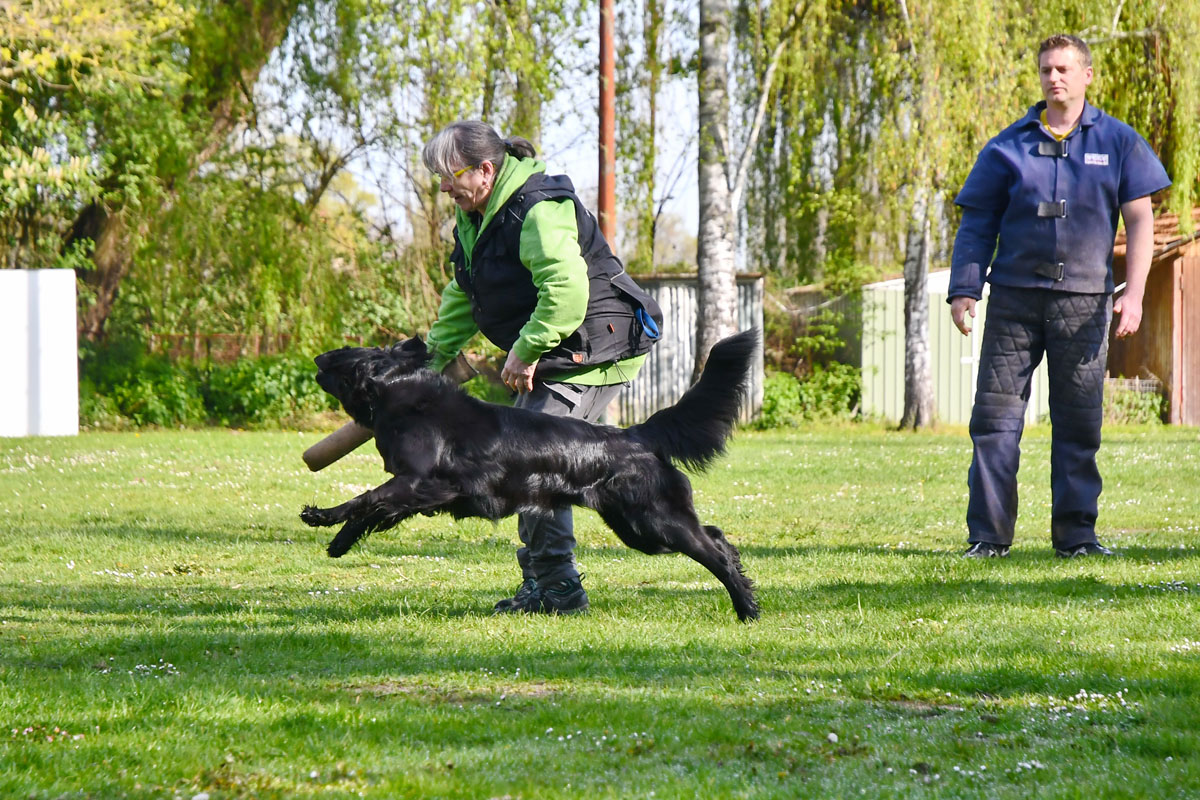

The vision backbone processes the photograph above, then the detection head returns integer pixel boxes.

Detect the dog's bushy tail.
[629,329,758,471]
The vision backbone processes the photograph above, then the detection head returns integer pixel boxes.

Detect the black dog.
[301,330,759,621]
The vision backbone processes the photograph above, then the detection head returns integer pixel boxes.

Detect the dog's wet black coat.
[301,331,759,621]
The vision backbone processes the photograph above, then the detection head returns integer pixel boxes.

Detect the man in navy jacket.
[948,34,1170,558]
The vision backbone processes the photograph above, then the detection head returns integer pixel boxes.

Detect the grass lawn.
[2,424,1198,799]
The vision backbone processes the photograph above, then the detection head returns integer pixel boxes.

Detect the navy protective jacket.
[949,100,1170,299]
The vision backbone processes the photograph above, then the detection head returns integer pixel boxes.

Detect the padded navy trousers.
[967,286,1112,549]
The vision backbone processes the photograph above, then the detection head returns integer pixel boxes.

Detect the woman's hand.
[501,351,538,394]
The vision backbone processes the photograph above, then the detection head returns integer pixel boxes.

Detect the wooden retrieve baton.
[302,421,374,472]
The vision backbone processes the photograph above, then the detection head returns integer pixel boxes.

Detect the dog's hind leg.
[598,504,758,621]
[695,524,759,622]
[659,518,758,622]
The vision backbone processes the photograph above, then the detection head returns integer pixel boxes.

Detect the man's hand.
[950,296,978,335]
[1112,292,1143,338]
[1114,194,1154,340]
[501,350,538,394]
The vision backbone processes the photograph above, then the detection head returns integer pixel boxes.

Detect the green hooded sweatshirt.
[426,156,645,387]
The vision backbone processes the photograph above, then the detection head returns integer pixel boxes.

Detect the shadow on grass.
[4,557,1198,696]
[12,526,1199,624]
[63,514,516,551]
[737,543,1200,563]
[12,506,1199,716]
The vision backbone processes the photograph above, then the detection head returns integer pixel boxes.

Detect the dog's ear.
[389,337,433,371]
[399,337,427,355]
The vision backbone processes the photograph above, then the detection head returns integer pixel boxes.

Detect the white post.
[0,270,79,436]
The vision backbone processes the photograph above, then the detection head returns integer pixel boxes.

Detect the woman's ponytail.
[503,136,537,159]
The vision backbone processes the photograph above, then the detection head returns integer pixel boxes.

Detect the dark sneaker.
[493,578,540,614]
[964,542,1010,558]
[1055,542,1115,558]
[540,576,589,615]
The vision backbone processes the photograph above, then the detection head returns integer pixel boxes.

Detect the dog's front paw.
[301,505,337,528]
[326,520,370,558]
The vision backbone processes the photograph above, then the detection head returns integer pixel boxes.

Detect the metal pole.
[598,0,616,243]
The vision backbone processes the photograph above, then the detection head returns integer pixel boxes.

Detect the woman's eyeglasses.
[440,164,475,181]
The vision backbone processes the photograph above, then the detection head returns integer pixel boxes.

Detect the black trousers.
[967,286,1112,549]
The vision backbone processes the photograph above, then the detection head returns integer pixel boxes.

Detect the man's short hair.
[1038,34,1092,68]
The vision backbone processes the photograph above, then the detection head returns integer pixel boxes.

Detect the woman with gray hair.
[421,120,662,616]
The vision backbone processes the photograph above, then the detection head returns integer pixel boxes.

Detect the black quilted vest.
[450,173,662,376]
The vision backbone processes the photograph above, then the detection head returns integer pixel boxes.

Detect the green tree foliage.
[1,0,301,340]
[3,0,592,363]
[1,0,193,270]
[727,0,1200,429]
[13,0,1199,429]
[738,0,1200,284]
[353,0,591,289]
[611,0,700,273]
[753,364,860,428]
[615,0,663,272]
[479,0,589,143]
[110,172,427,354]
[1058,0,1200,228]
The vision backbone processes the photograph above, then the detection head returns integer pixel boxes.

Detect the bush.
[1104,381,1165,425]
[80,342,207,428]
[111,366,208,427]
[201,354,338,427]
[754,364,861,429]
[756,372,803,428]
[78,378,131,431]
[80,341,339,429]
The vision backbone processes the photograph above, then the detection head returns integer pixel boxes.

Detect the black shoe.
[1055,542,1115,558]
[493,578,540,614]
[964,542,1010,558]
[540,576,589,615]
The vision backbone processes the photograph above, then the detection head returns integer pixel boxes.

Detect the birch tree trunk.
[899,188,934,429]
[895,0,935,429]
[694,0,741,379]
[694,0,809,378]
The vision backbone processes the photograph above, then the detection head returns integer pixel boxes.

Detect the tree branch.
[730,0,809,209]
[1078,0,1165,45]
[654,131,696,227]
